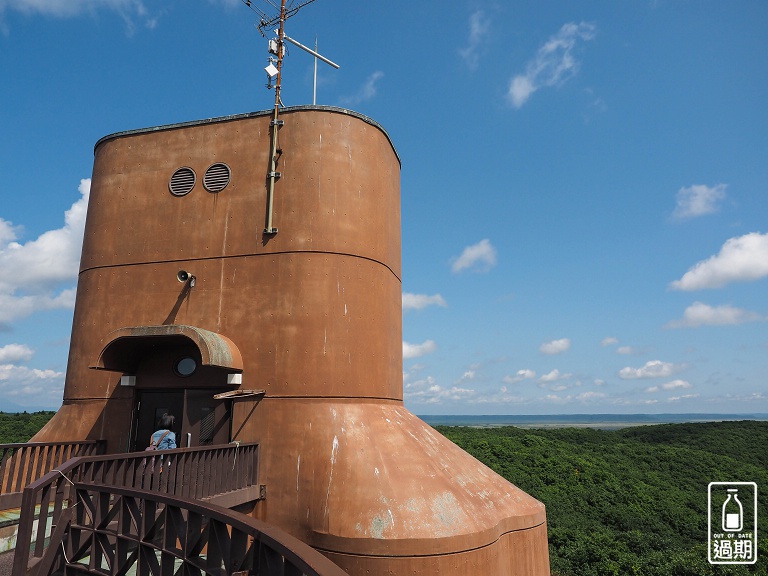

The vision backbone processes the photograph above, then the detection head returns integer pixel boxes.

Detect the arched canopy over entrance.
[92,325,244,450]
[91,325,243,373]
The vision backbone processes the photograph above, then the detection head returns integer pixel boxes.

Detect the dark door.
[134,389,230,450]
[135,391,184,450]
[184,390,231,446]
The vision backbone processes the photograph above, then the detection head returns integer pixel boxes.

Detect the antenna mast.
[240,0,338,236]
[264,0,287,235]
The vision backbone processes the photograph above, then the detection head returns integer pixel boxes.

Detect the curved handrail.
[0,440,104,508]
[13,442,260,576]
[32,483,348,576]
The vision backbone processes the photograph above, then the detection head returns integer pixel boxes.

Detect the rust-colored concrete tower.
[36,106,550,575]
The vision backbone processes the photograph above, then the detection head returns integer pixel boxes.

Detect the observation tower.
[29,2,550,573]
[33,104,550,575]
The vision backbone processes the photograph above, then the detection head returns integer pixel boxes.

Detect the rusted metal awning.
[91,325,243,373]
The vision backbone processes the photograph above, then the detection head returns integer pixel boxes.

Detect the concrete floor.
[0,551,14,576]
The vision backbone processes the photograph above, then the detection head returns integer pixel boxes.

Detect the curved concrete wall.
[35,107,550,575]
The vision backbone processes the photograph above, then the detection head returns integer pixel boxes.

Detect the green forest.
[3,413,765,574]
[0,411,55,443]
[437,421,768,576]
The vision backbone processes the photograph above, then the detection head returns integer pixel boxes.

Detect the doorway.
[134,389,231,450]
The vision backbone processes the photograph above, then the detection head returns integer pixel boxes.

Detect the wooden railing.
[0,440,105,509]
[67,442,260,502]
[13,442,262,576]
[19,483,348,576]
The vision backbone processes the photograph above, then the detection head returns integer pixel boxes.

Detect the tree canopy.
[0,411,55,444]
[436,421,768,576]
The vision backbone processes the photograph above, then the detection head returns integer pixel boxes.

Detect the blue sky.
[1,0,766,414]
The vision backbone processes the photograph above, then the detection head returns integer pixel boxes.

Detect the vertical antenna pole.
[265,0,287,235]
[313,36,318,105]
[273,0,286,113]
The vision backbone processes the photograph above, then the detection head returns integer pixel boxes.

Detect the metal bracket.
[267,171,281,179]
[259,484,267,500]
[270,119,285,127]
[264,227,278,235]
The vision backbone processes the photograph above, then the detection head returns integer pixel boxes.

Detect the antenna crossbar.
[283,34,339,69]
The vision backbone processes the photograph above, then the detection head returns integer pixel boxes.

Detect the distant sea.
[419,413,768,430]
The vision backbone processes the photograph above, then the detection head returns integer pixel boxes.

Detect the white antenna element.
[265,62,279,78]
[282,34,340,69]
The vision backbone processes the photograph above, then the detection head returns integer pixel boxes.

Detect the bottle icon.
[722,488,743,532]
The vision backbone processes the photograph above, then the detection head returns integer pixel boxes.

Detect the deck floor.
[0,550,13,576]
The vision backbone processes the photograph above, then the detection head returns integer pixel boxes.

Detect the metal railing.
[20,483,348,576]
[0,440,105,509]
[13,442,262,575]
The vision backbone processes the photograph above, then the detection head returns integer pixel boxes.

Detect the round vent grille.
[169,167,196,196]
[203,163,231,193]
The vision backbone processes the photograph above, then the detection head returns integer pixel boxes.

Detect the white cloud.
[339,71,384,106]
[403,375,475,405]
[666,302,765,328]
[0,0,158,32]
[1,0,135,17]
[508,21,596,108]
[459,10,490,70]
[503,369,536,384]
[474,390,528,405]
[0,219,18,245]
[0,290,77,326]
[0,364,61,382]
[403,340,437,359]
[451,239,497,273]
[671,232,768,290]
[645,380,692,393]
[576,391,605,401]
[0,179,89,291]
[509,76,535,109]
[540,338,571,355]
[457,370,475,384]
[538,369,571,383]
[542,390,601,404]
[665,379,693,390]
[617,346,636,355]
[618,360,683,380]
[672,184,727,220]
[601,336,618,347]
[0,363,64,407]
[704,391,768,405]
[0,343,34,363]
[667,393,700,403]
[402,293,447,311]
[0,179,89,325]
